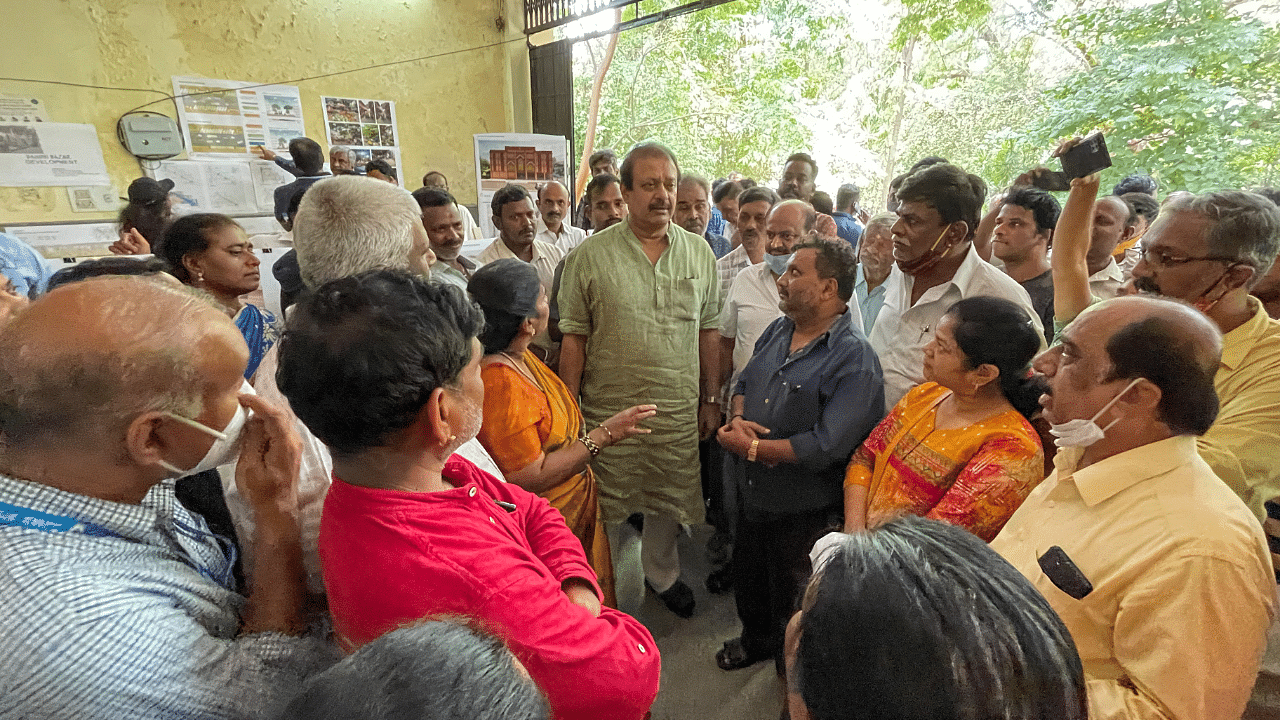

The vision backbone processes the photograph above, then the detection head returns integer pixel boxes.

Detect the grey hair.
[864,212,897,235]
[1167,190,1280,281]
[330,145,351,157]
[293,176,424,288]
[679,174,711,196]
[0,277,216,453]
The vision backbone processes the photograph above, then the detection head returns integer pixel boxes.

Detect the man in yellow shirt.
[1128,190,1280,522]
[993,296,1275,720]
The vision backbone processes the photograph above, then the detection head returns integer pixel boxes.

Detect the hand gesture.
[600,404,658,445]
[814,213,839,242]
[234,394,302,516]
[110,228,150,256]
[252,145,277,161]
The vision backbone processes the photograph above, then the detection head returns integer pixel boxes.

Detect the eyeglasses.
[766,230,802,244]
[1140,246,1239,270]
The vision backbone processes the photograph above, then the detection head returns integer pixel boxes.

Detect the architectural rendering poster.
[473,133,568,237]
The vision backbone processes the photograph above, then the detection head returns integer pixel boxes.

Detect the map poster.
[172,77,305,160]
[321,96,399,174]
[473,133,568,237]
[154,159,294,215]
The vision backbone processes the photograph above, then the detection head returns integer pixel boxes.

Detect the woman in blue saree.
[159,213,279,381]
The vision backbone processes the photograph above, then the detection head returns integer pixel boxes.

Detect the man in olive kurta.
[559,143,721,617]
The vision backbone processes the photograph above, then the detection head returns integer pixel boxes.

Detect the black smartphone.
[1038,546,1093,600]
[1028,167,1071,192]
[1060,131,1112,179]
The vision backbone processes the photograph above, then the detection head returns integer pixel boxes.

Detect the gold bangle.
[597,425,615,445]
[747,438,759,463]
[578,433,602,457]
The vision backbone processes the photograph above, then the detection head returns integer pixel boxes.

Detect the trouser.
[607,513,683,615]
[732,506,838,669]
[700,436,728,530]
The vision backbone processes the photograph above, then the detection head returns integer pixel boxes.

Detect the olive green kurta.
[558,221,720,524]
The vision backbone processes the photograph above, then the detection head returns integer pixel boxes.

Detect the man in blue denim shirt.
[715,237,884,674]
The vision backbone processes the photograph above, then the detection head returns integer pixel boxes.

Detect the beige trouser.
[606,514,682,615]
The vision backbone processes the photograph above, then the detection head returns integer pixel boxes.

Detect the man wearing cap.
[109,177,176,255]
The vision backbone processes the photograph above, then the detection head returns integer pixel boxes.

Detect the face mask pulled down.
[763,252,793,276]
[1048,377,1142,449]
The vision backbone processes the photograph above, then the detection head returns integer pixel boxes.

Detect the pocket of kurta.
[661,277,700,321]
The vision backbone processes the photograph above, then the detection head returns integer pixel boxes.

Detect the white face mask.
[158,381,254,476]
[1048,377,1142,449]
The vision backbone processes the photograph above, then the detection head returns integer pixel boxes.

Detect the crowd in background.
[0,134,1277,720]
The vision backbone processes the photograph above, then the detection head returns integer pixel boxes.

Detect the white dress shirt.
[476,237,565,294]
[869,245,1043,408]
[537,218,588,252]
[1088,257,1126,301]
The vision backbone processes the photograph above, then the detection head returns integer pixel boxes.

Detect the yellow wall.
[0,0,533,225]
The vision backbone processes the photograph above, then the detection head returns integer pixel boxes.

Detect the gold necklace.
[499,351,543,391]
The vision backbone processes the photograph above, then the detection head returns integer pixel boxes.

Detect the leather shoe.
[650,579,695,618]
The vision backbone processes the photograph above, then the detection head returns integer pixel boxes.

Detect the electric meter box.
[120,115,183,159]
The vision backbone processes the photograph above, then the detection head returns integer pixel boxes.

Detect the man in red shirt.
[275,268,660,720]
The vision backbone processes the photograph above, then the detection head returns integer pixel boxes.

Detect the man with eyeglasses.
[1128,190,1280,525]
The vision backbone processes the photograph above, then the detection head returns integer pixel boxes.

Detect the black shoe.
[705,530,733,565]
[651,579,696,618]
[705,564,733,594]
[716,637,770,671]
[625,512,645,533]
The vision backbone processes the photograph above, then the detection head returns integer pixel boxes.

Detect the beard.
[444,393,484,456]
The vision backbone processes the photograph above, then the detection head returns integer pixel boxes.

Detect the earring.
[449,435,456,441]
[195,271,204,284]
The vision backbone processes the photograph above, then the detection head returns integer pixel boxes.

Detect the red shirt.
[319,456,660,720]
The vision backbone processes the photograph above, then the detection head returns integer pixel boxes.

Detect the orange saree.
[477,350,616,607]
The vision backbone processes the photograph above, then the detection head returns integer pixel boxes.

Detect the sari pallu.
[233,303,278,381]
[477,350,616,607]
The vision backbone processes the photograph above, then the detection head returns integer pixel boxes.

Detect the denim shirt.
[732,310,885,517]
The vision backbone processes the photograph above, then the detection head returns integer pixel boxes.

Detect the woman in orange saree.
[469,259,656,607]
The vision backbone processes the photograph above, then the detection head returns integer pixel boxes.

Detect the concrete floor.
[634,524,784,720]
[634,524,1280,720]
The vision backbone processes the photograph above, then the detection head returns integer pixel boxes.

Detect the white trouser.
[606,514,682,614]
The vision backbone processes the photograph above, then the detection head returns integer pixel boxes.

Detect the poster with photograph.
[0,95,50,123]
[172,76,306,160]
[473,133,569,237]
[321,96,400,174]
[0,123,110,187]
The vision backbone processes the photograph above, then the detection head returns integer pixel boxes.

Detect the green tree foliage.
[573,0,849,180]
[1027,0,1280,191]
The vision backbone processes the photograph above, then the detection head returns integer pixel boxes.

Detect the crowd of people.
[0,132,1277,720]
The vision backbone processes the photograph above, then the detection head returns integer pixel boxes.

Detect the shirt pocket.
[660,276,700,321]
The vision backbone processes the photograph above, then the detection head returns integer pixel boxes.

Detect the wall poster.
[320,96,400,174]
[172,76,306,159]
[472,133,568,238]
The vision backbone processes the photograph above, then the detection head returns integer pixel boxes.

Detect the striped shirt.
[0,473,334,719]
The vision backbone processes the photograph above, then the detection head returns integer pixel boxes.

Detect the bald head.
[0,277,242,452]
[1082,295,1221,434]
[536,180,571,232]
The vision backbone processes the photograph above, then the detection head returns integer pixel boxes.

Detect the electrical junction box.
[120,114,183,159]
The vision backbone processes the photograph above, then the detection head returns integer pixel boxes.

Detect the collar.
[1221,296,1277,371]
[1088,258,1124,283]
[900,243,982,302]
[489,237,550,262]
[1060,435,1200,507]
[783,309,853,361]
[535,219,569,239]
[0,472,172,541]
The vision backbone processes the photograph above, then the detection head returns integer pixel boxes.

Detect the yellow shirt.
[991,436,1276,720]
[1200,296,1280,522]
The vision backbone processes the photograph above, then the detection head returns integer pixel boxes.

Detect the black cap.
[467,258,540,318]
[126,177,175,206]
